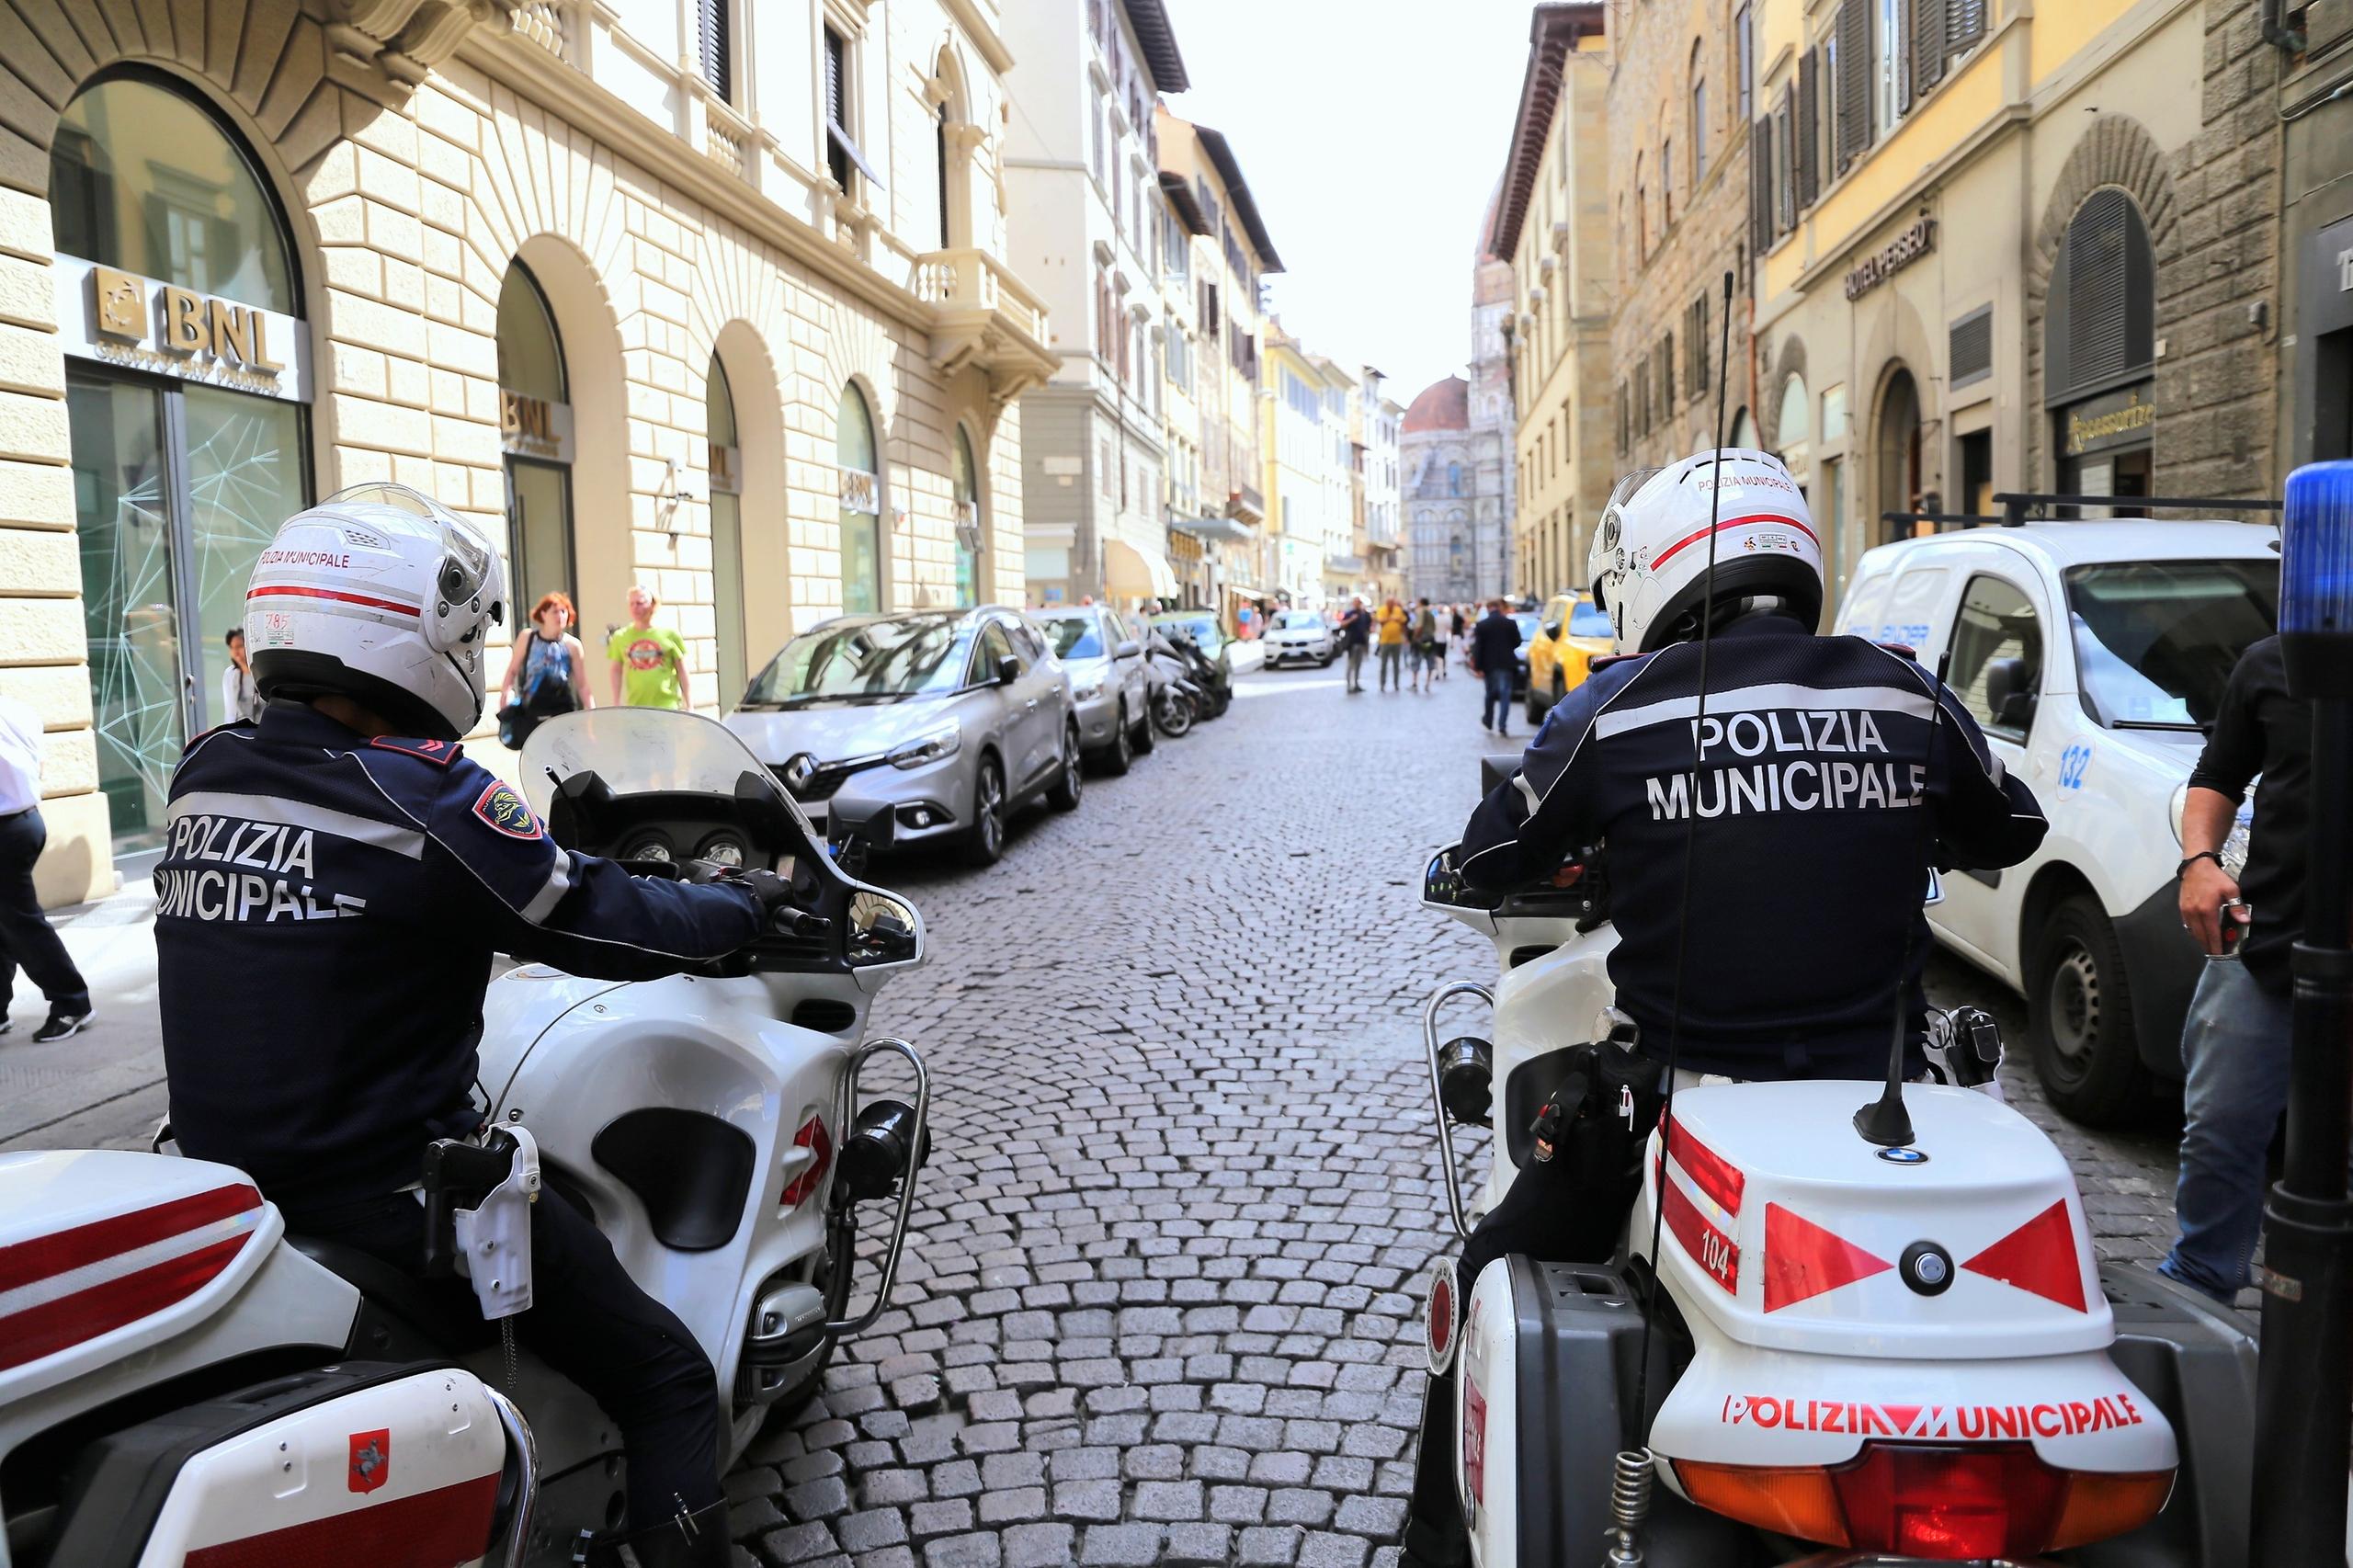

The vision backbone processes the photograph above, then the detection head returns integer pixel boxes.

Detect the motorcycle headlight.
[888,722,961,769]
[2168,782,2187,846]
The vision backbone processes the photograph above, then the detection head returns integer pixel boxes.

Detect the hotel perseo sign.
[1843,217,1938,302]
[55,255,309,402]
[501,388,574,465]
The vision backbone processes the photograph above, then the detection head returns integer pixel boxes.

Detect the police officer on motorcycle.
[155,484,784,1567]
[1401,450,2050,1566]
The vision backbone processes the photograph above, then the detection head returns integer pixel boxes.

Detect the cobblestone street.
[727,658,2185,1568]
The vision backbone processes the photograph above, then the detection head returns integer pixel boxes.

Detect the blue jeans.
[2159,959,2293,1301]
[1483,668,1515,731]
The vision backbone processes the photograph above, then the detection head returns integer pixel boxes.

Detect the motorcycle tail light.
[779,1115,832,1210]
[1676,1444,2173,1560]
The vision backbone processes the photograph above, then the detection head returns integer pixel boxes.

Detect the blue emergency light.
[2280,459,2353,699]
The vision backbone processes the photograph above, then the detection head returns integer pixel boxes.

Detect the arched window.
[497,262,574,608]
[1777,372,1811,452]
[933,50,968,252]
[707,355,745,706]
[837,384,882,613]
[953,426,983,608]
[52,73,311,858]
[1690,40,1709,183]
[1449,461,1463,496]
[1634,155,1648,256]
[2045,188,2156,404]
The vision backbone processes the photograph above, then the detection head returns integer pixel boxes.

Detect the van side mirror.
[995,654,1020,686]
[1983,656,2037,732]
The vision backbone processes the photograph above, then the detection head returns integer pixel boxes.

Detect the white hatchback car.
[1835,519,2278,1126]
[1261,608,1336,668]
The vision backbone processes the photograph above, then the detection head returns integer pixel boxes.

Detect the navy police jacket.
[155,701,764,1223]
[1461,617,2047,1081]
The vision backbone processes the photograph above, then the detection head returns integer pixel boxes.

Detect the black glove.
[680,860,792,911]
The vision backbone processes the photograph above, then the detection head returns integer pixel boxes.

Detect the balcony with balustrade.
[908,248,1058,410]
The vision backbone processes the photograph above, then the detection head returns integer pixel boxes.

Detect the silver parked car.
[1033,605,1153,774]
[725,607,1083,866]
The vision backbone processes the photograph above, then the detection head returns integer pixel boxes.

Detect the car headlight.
[1074,681,1104,701]
[888,722,962,769]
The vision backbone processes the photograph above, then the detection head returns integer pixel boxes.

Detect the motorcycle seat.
[288,1233,501,1354]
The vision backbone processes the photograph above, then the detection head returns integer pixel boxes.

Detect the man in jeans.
[1337,597,1372,693]
[2161,633,2306,1302]
[1470,598,1522,737]
[0,692,90,1040]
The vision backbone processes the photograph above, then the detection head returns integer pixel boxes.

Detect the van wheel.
[2027,893,2146,1126]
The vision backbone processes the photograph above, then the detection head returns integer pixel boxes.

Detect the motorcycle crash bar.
[1422,980,1495,1240]
[822,1036,931,1336]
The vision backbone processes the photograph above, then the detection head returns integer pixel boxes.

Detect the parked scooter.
[1144,629,1203,739]
[1415,758,2259,1568]
[1160,631,1232,720]
[0,708,932,1568]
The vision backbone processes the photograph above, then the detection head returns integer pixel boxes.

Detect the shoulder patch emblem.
[472,779,543,840]
[370,735,461,767]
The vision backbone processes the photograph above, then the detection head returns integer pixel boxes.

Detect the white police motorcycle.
[0,709,929,1567]
[1416,757,2261,1567]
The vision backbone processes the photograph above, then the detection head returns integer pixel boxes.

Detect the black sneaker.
[33,1010,90,1043]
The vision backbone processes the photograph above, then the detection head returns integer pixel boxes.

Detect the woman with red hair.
[496,590,594,746]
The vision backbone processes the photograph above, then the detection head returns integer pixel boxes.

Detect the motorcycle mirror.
[995,654,1020,686]
[733,770,800,850]
[847,891,921,968]
[1115,639,1142,660]
[544,767,616,851]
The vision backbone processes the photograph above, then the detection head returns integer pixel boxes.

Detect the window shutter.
[1836,1,1870,168]
[1750,115,1775,253]
[1777,90,1795,231]
[1694,294,1711,397]
[695,0,730,99]
[2046,189,2156,403]
[1949,306,1993,387]
[823,28,843,122]
[1664,332,1677,407]
[1797,48,1820,208]
[1914,0,1947,96]
[1947,0,1986,50]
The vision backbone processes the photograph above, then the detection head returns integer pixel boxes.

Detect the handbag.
[497,702,532,751]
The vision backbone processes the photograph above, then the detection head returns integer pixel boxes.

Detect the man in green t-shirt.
[607,585,691,709]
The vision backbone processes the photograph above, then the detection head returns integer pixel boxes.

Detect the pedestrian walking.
[606,585,691,710]
[219,629,263,726]
[0,693,91,1041]
[1375,596,1409,691]
[2160,633,2310,1303]
[1410,597,1442,692]
[1470,597,1522,737]
[1236,602,1256,642]
[1447,605,1467,681]
[499,591,595,748]
[1336,597,1372,693]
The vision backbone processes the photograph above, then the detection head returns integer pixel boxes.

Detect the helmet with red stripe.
[1587,449,1823,656]
[245,483,507,741]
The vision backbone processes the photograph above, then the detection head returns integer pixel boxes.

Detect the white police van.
[1835,518,2277,1125]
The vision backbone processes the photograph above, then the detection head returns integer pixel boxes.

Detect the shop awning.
[1170,515,1255,545]
[1104,538,1177,600]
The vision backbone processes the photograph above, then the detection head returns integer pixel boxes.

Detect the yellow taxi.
[1522,591,1616,722]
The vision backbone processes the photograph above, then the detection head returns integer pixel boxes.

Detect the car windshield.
[1570,600,1614,638]
[1512,614,1542,641]
[2064,559,2278,730]
[740,617,974,708]
[1273,611,1322,631]
[1040,615,1104,660]
[1154,614,1222,652]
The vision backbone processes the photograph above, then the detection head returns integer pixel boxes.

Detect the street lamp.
[2250,458,2353,1565]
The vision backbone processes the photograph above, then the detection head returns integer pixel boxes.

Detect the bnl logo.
[2057,744,2092,790]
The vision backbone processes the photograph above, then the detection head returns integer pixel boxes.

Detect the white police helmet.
[1586,449,1823,656]
[244,483,506,741]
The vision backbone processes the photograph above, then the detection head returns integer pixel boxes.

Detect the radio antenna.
[1625,270,1737,1494]
[1852,648,1952,1146]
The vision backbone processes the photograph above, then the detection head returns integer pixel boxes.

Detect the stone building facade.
[1745,0,2283,601]
[2265,0,2345,470]
[1494,2,1615,602]
[1607,0,1759,476]
[10,0,1052,903]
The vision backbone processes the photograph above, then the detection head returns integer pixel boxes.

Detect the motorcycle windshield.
[518,708,794,816]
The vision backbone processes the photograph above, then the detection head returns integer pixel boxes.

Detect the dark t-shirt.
[2186,636,2306,992]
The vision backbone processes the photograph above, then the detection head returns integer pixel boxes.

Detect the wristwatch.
[2176,850,2224,878]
